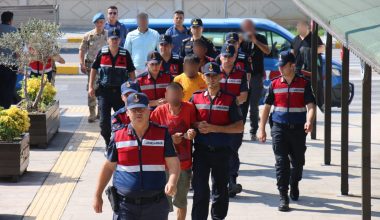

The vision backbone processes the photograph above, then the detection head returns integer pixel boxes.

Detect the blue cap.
[126,93,149,109]
[202,62,221,75]
[277,50,296,67]
[147,51,162,63]
[191,18,203,27]
[159,34,172,44]
[108,28,120,39]
[121,81,140,95]
[92,13,105,23]
[225,32,239,43]
[220,43,235,57]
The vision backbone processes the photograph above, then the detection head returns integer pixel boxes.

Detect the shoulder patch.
[172,53,180,59]
[119,48,127,55]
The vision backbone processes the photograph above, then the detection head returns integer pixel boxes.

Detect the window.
[265,31,291,58]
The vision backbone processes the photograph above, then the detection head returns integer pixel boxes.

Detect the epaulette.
[172,53,180,60]
[119,48,127,55]
[237,53,246,59]
[183,37,191,42]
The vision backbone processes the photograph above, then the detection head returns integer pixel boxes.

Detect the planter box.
[0,134,30,182]
[29,100,60,148]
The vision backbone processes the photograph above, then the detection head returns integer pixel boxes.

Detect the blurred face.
[95,19,105,29]
[165,88,183,106]
[147,61,161,75]
[191,26,203,37]
[108,37,120,48]
[159,43,172,55]
[240,20,256,34]
[173,13,184,26]
[184,62,199,78]
[203,74,221,89]
[220,55,235,68]
[193,45,207,57]
[128,107,150,124]
[137,16,149,30]
[107,9,118,22]
[296,22,309,36]
[279,62,295,75]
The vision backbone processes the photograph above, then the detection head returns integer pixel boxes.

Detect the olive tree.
[0,19,61,111]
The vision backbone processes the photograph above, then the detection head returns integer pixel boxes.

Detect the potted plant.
[0,106,30,182]
[0,19,62,147]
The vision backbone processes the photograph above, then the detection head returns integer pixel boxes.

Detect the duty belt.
[117,191,165,205]
[195,144,229,152]
[273,122,304,130]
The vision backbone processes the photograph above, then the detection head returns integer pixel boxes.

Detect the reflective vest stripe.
[273,107,307,112]
[220,78,242,84]
[30,66,52,73]
[273,88,305,94]
[116,140,138,148]
[195,104,229,111]
[116,164,165,172]
[100,64,112,68]
[140,83,169,90]
[115,65,126,69]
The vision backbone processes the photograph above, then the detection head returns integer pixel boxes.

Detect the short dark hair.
[1,11,13,24]
[108,6,118,10]
[166,82,183,91]
[184,54,200,64]
[174,10,184,15]
[193,39,207,48]
[137,12,148,19]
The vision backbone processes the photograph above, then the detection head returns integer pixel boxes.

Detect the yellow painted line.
[24,112,100,220]
[56,63,79,75]
[67,37,83,43]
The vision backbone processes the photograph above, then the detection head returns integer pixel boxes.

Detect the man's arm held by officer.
[194,120,244,134]
[88,68,97,98]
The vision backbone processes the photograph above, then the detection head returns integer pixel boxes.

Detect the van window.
[265,31,291,58]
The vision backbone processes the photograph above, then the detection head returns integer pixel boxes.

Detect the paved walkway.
[0,75,379,220]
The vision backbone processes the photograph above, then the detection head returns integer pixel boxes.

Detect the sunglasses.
[108,12,117,15]
[149,62,161,66]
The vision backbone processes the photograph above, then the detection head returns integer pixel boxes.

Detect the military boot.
[278,191,290,212]
[290,182,300,201]
[229,177,243,198]
[88,106,96,123]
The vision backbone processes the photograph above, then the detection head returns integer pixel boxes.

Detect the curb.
[56,63,80,75]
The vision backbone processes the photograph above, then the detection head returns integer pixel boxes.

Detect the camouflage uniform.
[79,29,107,120]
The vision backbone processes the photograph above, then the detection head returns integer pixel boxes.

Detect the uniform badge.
[209,64,213,72]
[126,81,130,87]
[133,94,140,103]
[152,52,156,60]
[226,46,230,53]
[193,20,198,25]
[113,28,117,35]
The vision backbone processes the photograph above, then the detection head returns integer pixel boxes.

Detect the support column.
[311,21,318,139]
[362,63,371,220]
[341,46,349,195]
[324,33,332,165]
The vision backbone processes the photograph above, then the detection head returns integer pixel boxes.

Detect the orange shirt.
[150,102,196,170]
[174,72,207,101]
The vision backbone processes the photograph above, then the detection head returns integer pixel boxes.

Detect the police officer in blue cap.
[89,28,136,147]
[93,92,180,220]
[258,50,316,211]
[111,81,141,131]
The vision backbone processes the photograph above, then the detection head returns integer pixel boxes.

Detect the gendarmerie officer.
[89,28,136,146]
[257,51,316,212]
[190,62,244,220]
[158,35,183,77]
[180,18,217,58]
[218,43,248,198]
[93,92,180,220]
[79,12,108,122]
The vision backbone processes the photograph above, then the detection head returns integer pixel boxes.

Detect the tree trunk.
[23,67,32,111]
[31,62,47,110]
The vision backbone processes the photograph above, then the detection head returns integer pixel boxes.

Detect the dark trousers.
[98,87,124,146]
[229,133,243,182]
[249,74,263,135]
[271,123,307,192]
[0,65,17,109]
[113,196,169,220]
[192,146,230,220]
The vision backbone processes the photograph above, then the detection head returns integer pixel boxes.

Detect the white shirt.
[124,28,160,71]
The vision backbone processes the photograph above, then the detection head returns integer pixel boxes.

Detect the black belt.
[195,144,229,152]
[273,122,304,130]
[117,191,165,205]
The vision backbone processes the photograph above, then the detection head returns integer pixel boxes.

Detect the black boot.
[278,192,290,212]
[228,177,242,198]
[290,182,299,201]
